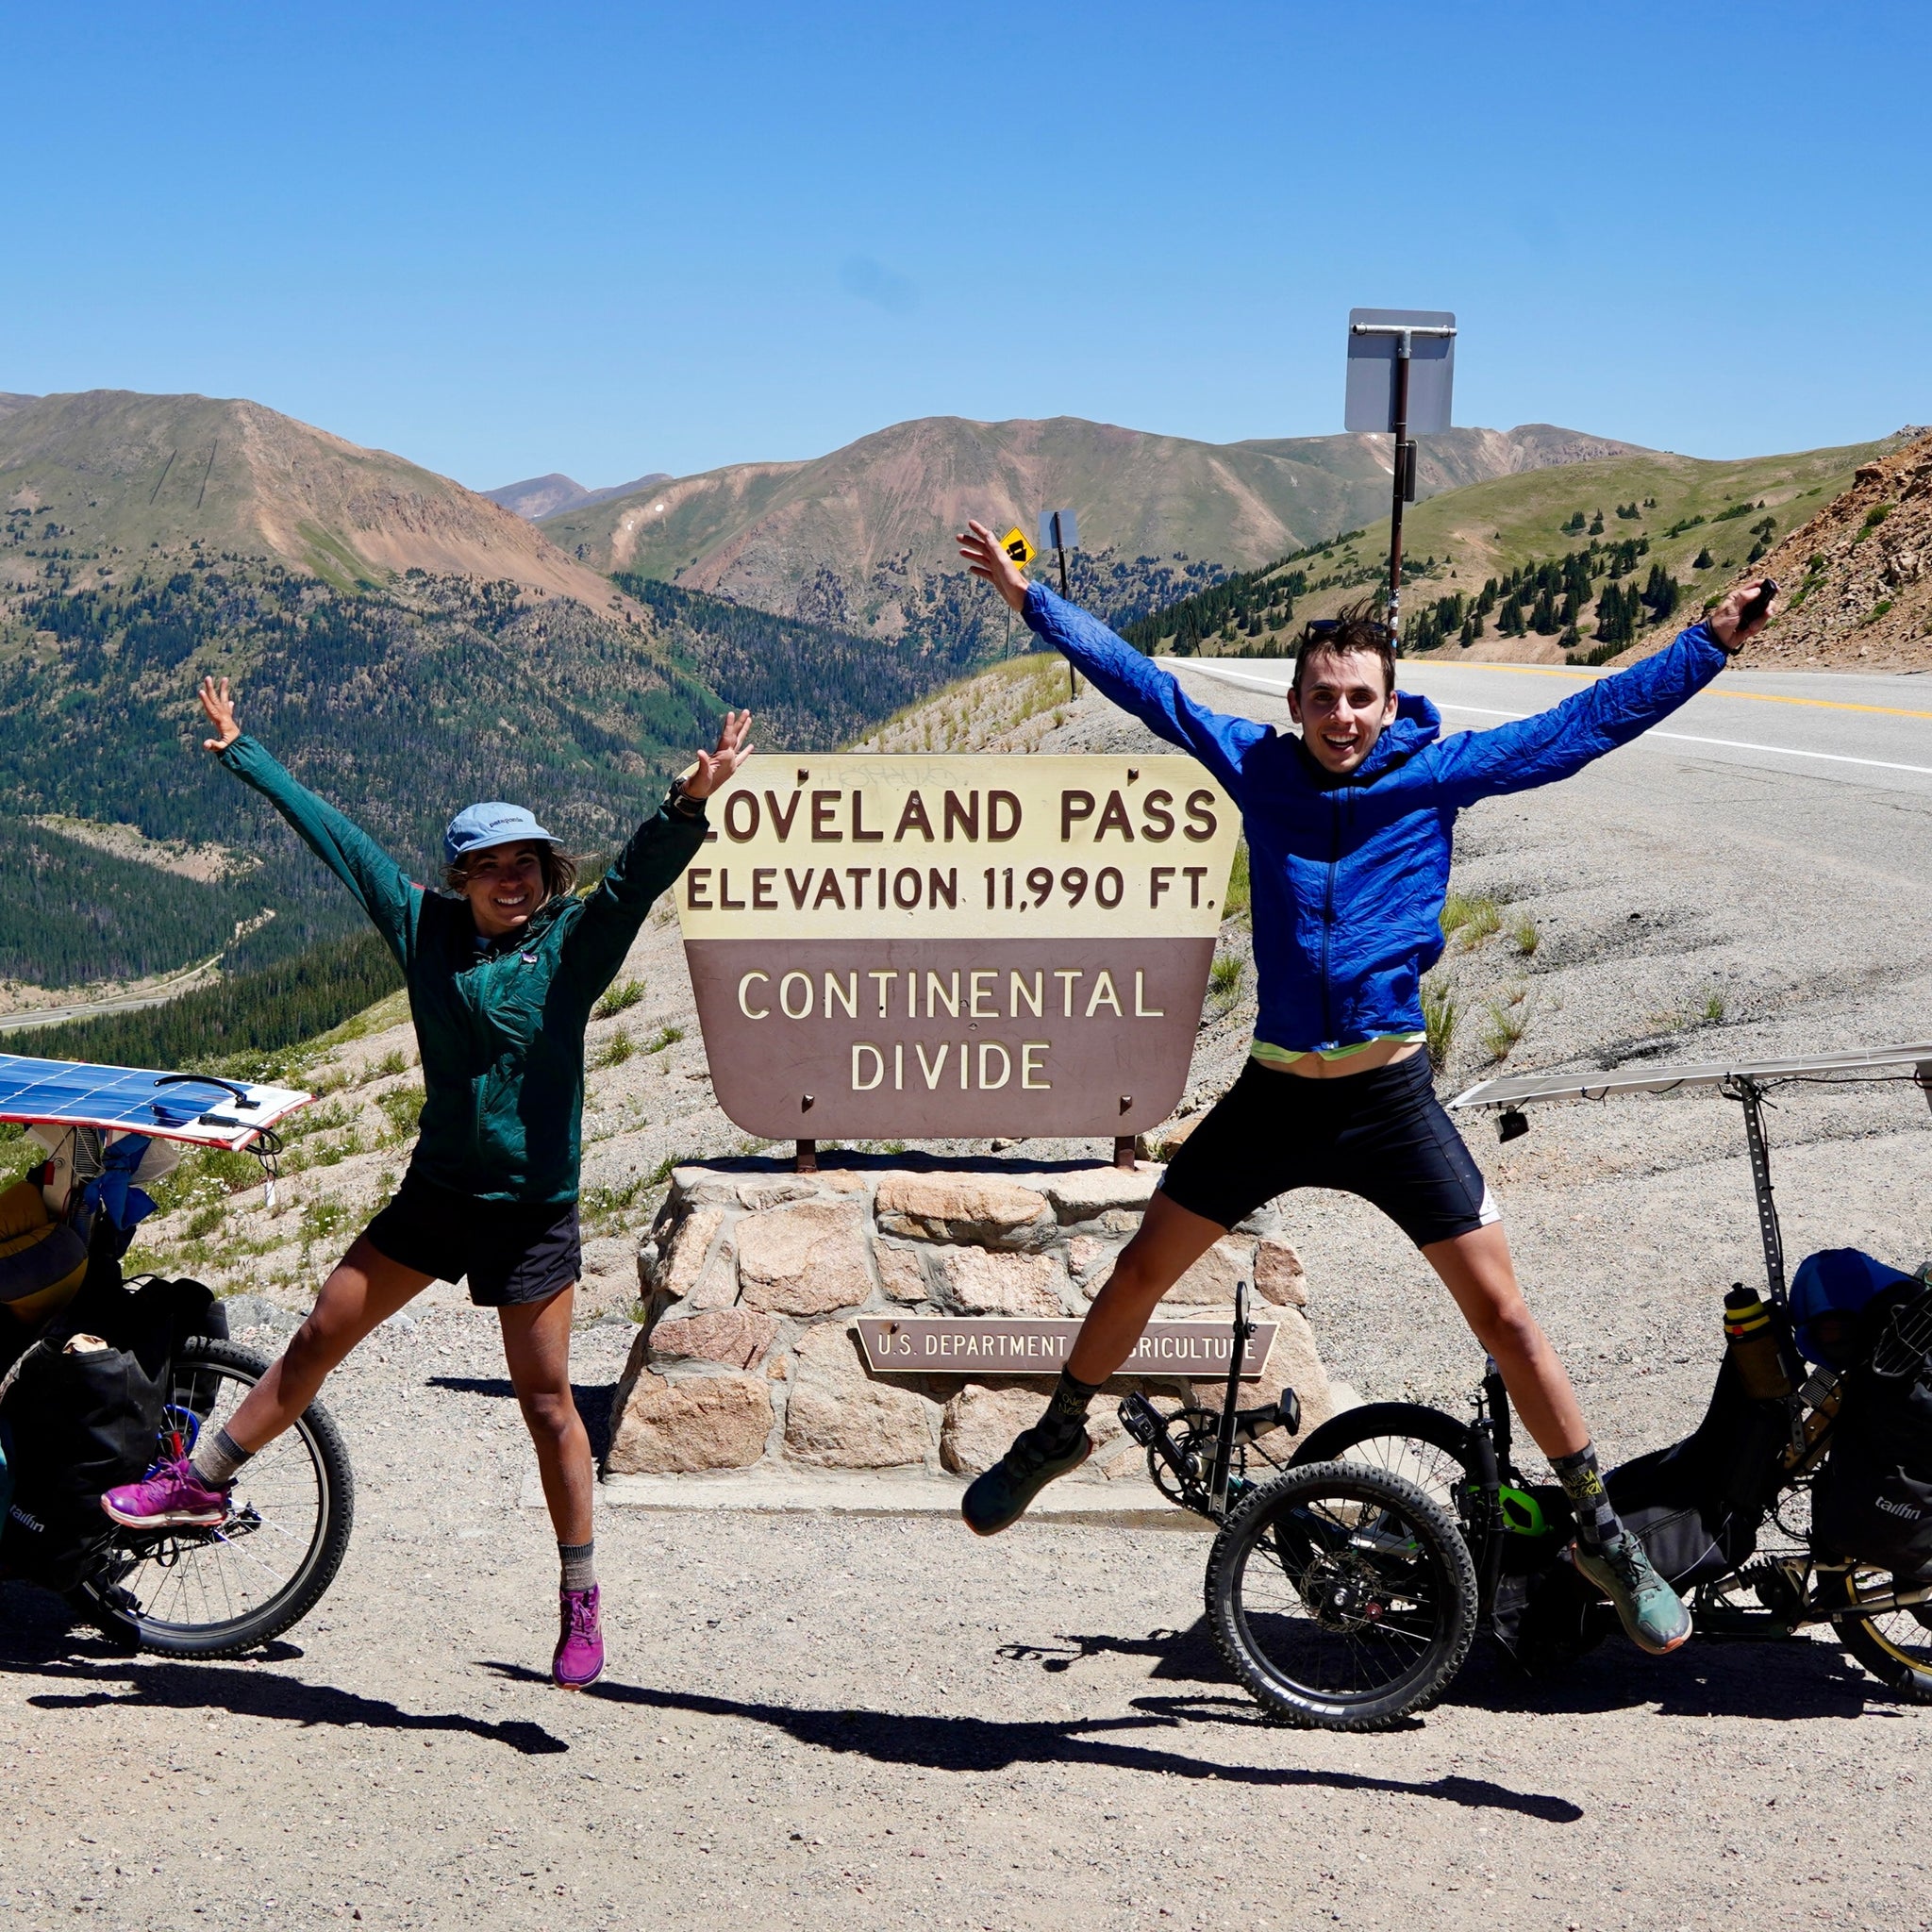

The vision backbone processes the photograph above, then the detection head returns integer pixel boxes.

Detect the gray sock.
[1551,1443,1622,1553]
[559,1540,597,1593]
[190,1427,253,1489]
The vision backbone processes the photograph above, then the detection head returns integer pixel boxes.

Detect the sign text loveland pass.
[677,756,1239,1140]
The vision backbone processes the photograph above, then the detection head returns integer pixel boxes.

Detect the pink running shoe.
[101,1457,231,1530]
[554,1585,604,1690]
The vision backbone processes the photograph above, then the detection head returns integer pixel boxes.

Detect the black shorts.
[363,1171,582,1307]
[1160,1051,1499,1249]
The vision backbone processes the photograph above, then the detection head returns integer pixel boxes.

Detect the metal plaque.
[1343,308,1456,436]
[678,756,1239,1141]
[854,1316,1276,1378]
[1039,508,1078,552]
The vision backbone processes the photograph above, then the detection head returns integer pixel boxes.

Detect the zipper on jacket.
[1319,789,1341,1041]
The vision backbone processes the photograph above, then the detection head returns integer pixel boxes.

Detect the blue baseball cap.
[442,802,559,867]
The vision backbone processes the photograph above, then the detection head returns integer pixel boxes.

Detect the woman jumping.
[105,675,752,1689]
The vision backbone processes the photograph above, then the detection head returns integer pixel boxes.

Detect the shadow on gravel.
[10,1654,569,1756]
[426,1375,616,1459]
[995,1620,1226,1679]
[477,1662,1584,1822]
[1447,1632,1890,1723]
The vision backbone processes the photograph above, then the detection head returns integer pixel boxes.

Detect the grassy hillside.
[539,415,1647,647]
[1124,434,1899,662]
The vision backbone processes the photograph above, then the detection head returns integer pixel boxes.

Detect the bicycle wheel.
[90,1338,354,1659]
[1291,1401,1480,1518]
[1207,1458,1478,1730]
[1824,1566,1932,1705]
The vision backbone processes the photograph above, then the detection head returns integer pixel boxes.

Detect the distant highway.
[1162,658,1932,802]
[0,959,220,1040]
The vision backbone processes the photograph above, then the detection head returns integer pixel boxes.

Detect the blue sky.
[5,2,1926,488]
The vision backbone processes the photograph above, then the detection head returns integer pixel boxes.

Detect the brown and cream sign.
[678,756,1239,1141]
[854,1317,1275,1377]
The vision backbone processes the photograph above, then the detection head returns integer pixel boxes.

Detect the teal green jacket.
[221,736,708,1204]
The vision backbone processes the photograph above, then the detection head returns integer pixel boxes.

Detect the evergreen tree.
[1589,510,1606,535]
[1693,546,1715,571]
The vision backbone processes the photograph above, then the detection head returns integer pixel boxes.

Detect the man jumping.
[954,520,1774,1657]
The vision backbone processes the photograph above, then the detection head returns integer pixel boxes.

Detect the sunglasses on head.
[1305,617,1394,643]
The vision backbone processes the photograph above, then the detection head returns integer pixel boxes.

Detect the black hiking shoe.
[1570,1532,1693,1656]
[961,1424,1093,1536]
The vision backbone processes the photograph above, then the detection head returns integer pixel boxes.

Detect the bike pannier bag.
[0,1334,161,1591]
[1813,1286,1932,1581]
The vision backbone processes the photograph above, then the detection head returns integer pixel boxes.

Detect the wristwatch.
[666,777,707,822]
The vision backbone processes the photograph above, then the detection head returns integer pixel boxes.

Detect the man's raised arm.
[956,522,1264,796]
[1424,579,1774,808]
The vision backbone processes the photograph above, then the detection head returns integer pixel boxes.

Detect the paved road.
[0,962,218,1037]
[1168,657,1932,791]
[1164,656,1932,892]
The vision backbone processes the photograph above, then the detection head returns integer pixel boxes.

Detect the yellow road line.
[1416,661,1932,722]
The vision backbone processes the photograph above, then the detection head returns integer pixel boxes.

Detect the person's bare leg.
[1422,1219,1690,1651]
[1419,1222,1587,1458]
[225,1235,435,1453]
[1066,1191,1228,1383]
[499,1285,593,1547]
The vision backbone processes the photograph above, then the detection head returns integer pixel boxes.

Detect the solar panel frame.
[0,1052,312,1150]
[1449,1041,1932,1113]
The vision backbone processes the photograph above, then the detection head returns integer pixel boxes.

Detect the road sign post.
[999,528,1036,659]
[1344,309,1457,638]
[1041,509,1078,695]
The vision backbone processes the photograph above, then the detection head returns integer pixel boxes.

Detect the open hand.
[1708,578,1775,654]
[958,519,1031,614]
[686,708,755,798]
[198,675,242,752]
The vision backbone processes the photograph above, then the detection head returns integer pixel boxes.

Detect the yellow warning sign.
[1000,526,1036,567]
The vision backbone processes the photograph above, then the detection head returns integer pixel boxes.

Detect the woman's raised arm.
[196,675,421,962]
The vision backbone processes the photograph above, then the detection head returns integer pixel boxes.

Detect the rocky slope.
[1725,428,1932,668]
[536,414,1649,635]
[0,389,626,608]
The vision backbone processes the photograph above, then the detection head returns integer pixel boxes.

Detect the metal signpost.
[675,754,1239,1171]
[1344,308,1457,636]
[1041,508,1078,695]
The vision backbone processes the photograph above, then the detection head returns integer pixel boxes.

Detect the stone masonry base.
[603,1153,1342,1498]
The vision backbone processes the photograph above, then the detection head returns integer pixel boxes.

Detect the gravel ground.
[7,657,1932,1929]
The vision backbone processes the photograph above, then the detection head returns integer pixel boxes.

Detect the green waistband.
[1250,1031,1427,1067]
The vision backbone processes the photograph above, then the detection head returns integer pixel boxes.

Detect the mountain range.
[480,471,673,522]
[527,415,1649,637]
[0,390,624,607]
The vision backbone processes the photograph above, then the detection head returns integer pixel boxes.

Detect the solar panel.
[1449,1041,1932,1113]
[0,1053,312,1150]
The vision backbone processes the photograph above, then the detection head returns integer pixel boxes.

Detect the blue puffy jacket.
[1022,584,1730,1054]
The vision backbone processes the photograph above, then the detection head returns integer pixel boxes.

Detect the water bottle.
[1724,1283,1793,1401]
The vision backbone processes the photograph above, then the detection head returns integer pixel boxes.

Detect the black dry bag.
[1813,1285,1932,1582]
[0,1336,161,1591]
